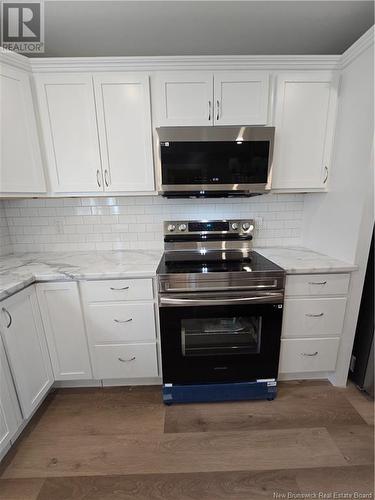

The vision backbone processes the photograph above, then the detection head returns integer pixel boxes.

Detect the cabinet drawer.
[286,274,350,297]
[87,303,156,343]
[282,297,346,338]
[279,338,340,373]
[83,279,153,303]
[93,343,158,379]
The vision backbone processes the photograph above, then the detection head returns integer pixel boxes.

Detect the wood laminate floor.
[0,381,373,500]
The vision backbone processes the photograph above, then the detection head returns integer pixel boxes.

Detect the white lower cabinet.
[0,337,23,458]
[81,278,159,380]
[285,273,350,297]
[36,282,92,381]
[279,338,340,373]
[93,343,158,380]
[86,302,156,344]
[282,297,346,338]
[0,286,53,419]
[279,272,349,377]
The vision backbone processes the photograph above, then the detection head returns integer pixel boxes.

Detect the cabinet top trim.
[340,26,374,69]
[1,27,373,74]
[28,55,341,72]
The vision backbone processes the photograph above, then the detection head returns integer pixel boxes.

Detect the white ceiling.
[36,0,374,58]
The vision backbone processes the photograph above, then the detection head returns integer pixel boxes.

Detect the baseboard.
[53,379,102,388]
[102,377,162,387]
[278,371,331,382]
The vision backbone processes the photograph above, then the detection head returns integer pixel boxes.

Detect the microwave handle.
[159,293,284,307]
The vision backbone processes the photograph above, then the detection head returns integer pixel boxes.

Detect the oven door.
[159,292,283,385]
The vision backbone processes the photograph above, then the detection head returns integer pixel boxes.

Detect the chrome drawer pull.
[104,169,109,187]
[110,286,129,291]
[96,169,102,188]
[301,351,318,357]
[114,318,133,323]
[305,313,324,317]
[308,281,327,285]
[2,307,12,328]
[118,356,136,362]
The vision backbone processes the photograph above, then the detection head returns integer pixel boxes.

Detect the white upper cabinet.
[93,73,154,191]
[214,71,269,125]
[34,73,103,193]
[271,72,338,191]
[154,71,270,126]
[0,286,53,419]
[155,72,213,126]
[0,64,46,194]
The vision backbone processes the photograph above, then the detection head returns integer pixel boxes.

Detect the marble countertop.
[0,246,356,301]
[255,247,357,275]
[0,250,163,301]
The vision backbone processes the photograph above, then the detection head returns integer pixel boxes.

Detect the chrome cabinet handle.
[114,318,133,323]
[104,169,109,187]
[216,100,220,121]
[118,356,136,362]
[308,281,327,285]
[96,169,102,188]
[323,166,328,184]
[110,286,129,291]
[305,313,324,317]
[208,100,212,121]
[301,351,318,357]
[2,307,12,328]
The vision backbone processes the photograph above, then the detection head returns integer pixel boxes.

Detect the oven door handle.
[159,292,284,307]
[164,282,279,293]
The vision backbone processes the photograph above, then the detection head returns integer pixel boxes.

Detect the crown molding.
[340,27,374,69]
[0,47,32,72]
[3,28,372,74]
[29,54,341,73]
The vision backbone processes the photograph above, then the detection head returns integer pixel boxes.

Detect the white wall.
[2,193,304,253]
[0,202,12,256]
[303,32,374,386]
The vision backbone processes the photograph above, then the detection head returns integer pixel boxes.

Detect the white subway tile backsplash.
[1,193,304,252]
[0,202,12,256]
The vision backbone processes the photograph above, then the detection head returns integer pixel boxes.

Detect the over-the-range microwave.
[156,126,275,198]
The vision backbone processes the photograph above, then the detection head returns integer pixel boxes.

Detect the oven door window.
[181,316,261,356]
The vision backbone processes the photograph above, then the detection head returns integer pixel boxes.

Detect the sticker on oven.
[257,379,277,386]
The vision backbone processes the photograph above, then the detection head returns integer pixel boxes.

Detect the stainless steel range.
[157,219,286,405]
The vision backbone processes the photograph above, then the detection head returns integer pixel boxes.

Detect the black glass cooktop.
[157,251,284,275]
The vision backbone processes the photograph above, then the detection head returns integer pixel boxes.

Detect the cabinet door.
[155,72,213,126]
[271,72,338,191]
[0,337,22,457]
[36,283,92,381]
[0,287,53,419]
[34,73,103,193]
[94,73,154,192]
[0,64,46,194]
[214,71,269,125]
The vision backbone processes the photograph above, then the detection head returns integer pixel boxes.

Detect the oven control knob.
[231,222,239,230]
[167,224,176,232]
[178,224,187,232]
[242,222,252,231]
